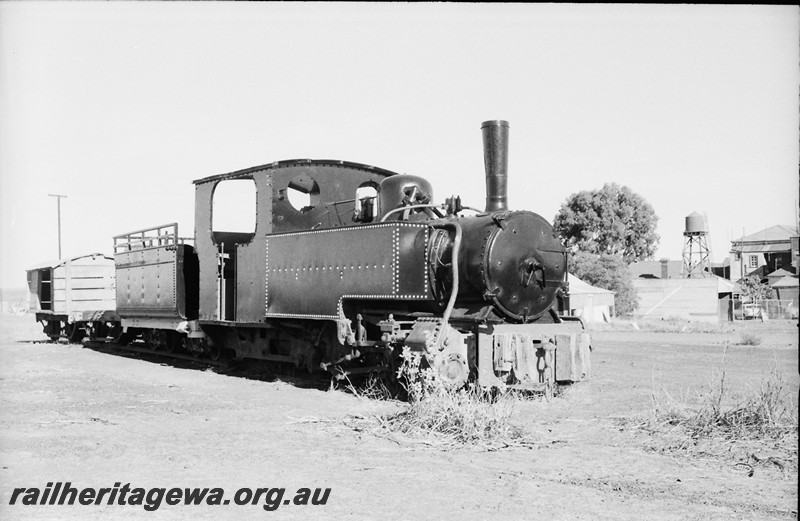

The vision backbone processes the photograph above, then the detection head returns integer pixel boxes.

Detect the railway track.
[54,338,363,391]
[83,339,228,367]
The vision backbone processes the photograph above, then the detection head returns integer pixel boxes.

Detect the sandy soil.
[0,314,797,520]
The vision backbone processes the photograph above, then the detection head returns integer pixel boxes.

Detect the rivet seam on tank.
[264,237,269,314]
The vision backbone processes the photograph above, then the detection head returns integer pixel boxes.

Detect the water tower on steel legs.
[682,212,712,278]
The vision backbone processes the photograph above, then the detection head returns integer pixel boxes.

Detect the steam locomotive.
[28,121,590,389]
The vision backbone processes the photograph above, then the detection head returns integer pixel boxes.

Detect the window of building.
[749,255,759,268]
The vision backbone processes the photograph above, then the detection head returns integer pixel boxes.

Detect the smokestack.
[482,120,509,213]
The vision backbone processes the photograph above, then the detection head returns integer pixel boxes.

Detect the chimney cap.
[481,120,509,128]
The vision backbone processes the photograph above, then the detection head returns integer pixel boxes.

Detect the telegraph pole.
[48,194,67,258]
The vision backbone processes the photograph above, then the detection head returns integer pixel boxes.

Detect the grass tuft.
[365,350,534,450]
[648,363,797,442]
[736,331,762,346]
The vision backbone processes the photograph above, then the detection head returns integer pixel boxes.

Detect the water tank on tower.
[682,212,712,278]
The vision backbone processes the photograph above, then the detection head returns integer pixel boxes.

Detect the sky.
[1,3,798,288]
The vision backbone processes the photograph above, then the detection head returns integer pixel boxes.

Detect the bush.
[739,275,774,301]
[374,350,531,450]
[737,332,762,346]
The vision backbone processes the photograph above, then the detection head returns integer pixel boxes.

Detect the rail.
[113,223,194,253]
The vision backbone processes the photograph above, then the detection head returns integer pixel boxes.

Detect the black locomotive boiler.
[52,121,592,389]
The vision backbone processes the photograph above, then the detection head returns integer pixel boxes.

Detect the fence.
[732,299,798,321]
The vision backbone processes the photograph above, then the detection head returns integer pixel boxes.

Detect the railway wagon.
[112,223,201,353]
[26,253,118,342]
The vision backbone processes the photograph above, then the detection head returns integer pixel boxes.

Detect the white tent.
[567,274,615,322]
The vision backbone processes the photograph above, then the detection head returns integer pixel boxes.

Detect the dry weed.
[647,362,797,443]
[341,372,395,401]
[343,350,537,450]
[644,354,798,455]
[641,360,798,477]
[736,331,762,346]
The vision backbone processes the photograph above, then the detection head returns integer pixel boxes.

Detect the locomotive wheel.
[144,330,169,351]
[164,331,179,354]
[85,321,108,342]
[305,345,324,373]
[117,331,133,346]
[207,342,222,361]
[66,324,85,344]
[92,322,111,341]
[155,330,167,351]
[184,337,220,360]
[108,324,122,343]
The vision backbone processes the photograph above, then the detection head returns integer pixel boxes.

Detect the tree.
[569,251,639,316]
[554,183,659,263]
[739,275,774,301]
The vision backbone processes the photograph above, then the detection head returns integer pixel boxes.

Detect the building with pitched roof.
[771,276,799,304]
[628,257,737,322]
[566,273,615,322]
[766,268,795,285]
[632,275,737,323]
[728,225,799,281]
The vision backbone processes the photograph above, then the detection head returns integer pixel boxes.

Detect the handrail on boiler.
[430,221,462,328]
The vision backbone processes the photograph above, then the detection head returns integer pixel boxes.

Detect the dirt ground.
[1,314,797,520]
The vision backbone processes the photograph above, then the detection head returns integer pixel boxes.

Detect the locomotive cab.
[192,160,400,325]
